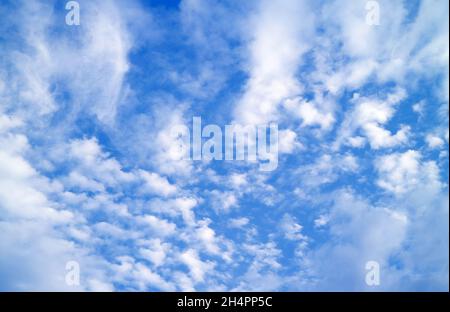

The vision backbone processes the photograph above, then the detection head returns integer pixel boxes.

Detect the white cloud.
[412,101,425,116]
[133,263,174,291]
[375,150,443,195]
[314,214,330,228]
[0,115,23,133]
[234,0,314,125]
[334,89,410,150]
[296,153,359,187]
[303,189,409,290]
[209,190,238,213]
[64,171,105,193]
[176,197,198,226]
[139,170,177,197]
[280,213,308,241]
[278,129,301,154]
[0,219,113,291]
[94,222,135,240]
[147,197,198,226]
[81,193,130,217]
[233,241,283,291]
[137,215,177,237]
[3,0,146,124]
[151,107,194,177]
[228,217,250,229]
[426,134,445,149]
[138,239,170,267]
[0,130,73,223]
[68,138,135,187]
[346,136,366,148]
[242,242,282,270]
[229,173,248,189]
[179,249,214,283]
[322,0,448,89]
[194,219,222,255]
[111,256,174,291]
[87,279,115,292]
[283,98,335,130]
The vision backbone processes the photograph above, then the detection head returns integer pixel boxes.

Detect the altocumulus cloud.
[0,0,448,291]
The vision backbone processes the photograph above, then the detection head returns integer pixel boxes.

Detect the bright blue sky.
[0,0,448,291]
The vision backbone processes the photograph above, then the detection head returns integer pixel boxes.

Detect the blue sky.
[0,0,448,291]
